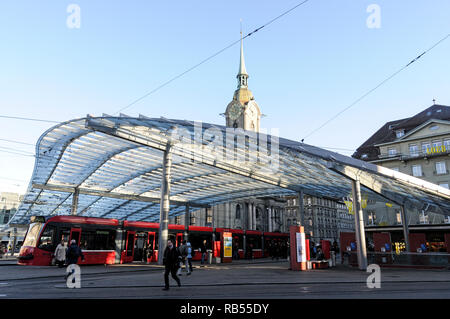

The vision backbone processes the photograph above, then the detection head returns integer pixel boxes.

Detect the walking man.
[66,239,84,265]
[186,242,193,273]
[177,240,190,276]
[65,239,84,282]
[200,240,207,266]
[163,239,181,290]
[54,239,67,268]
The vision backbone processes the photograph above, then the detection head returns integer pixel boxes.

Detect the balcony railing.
[379,148,450,161]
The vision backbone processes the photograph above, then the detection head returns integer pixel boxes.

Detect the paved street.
[1,259,450,299]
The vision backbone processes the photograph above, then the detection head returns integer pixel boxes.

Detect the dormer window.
[388,148,397,157]
[361,154,368,159]
[396,130,405,138]
[429,125,439,131]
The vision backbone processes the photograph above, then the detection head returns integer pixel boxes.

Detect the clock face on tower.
[228,100,243,121]
[246,100,259,117]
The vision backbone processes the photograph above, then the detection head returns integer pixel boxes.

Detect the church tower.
[225,31,261,132]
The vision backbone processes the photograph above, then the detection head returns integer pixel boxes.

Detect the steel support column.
[71,188,79,215]
[114,227,124,264]
[184,204,190,242]
[252,204,257,230]
[298,190,304,227]
[248,203,253,230]
[157,144,172,265]
[400,205,410,252]
[268,207,272,232]
[351,178,368,270]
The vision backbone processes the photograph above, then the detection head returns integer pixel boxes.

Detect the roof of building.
[7,115,450,225]
[353,104,450,160]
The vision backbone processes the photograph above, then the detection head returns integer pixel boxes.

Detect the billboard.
[223,232,232,258]
[296,232,306,263]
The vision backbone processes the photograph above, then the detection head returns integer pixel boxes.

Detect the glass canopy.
[9,115,450,225]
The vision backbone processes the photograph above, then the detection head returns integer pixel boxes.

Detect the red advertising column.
[289,225,306,271]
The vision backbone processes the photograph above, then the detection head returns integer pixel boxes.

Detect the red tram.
[18,215,289,266]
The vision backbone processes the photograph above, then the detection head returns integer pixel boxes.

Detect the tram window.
[189,234,211,251]
[126,233,135,256]
[60,228,71,243]
[233,236,243,249]
[23,223,43,247]
[80,230,115,250]
[247,236,261,249]
[38,225,57,251]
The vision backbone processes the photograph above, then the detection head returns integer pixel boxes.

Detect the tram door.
[148,232,156,261]
[125,231,136,260]
[70,228,81,245]
[176,233,183,247]
[133,232,148,262]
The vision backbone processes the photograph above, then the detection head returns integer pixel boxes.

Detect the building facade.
[0,192,23,225]
[353,104,450,225]
[285,195,354,243]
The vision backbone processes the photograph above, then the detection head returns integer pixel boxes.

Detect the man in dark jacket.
[163,239,181,290]
[66,239,85,265]
[65,240,85,282]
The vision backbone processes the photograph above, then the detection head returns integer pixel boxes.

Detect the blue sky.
[1,0,450,193]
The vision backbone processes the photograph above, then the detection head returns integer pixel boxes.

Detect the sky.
[0,0,450,194]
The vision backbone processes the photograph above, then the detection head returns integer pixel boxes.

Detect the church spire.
[237,23,248,88]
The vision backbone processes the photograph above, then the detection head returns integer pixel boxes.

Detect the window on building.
[412,165,422,177]
[422,142,431,155]
[396,211,402,224]
[409,144,419,157]
[206,208,213,226]
[396,130,405,138]
[439,183,449,189]
[432,140,442,148]
[444,139,450,151]
[175,215,181,225]
[436,162,447,175]
[388,148,397,157]
[390,167,399,172]
[235,204,241,219]
[429,125,439,131]
[256,207,261,219]
[367,211,376,226]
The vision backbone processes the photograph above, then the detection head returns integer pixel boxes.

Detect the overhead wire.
[302,33,450,141]
[114,0,311,115]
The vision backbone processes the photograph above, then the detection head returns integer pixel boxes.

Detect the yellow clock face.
[229,101,242,121]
